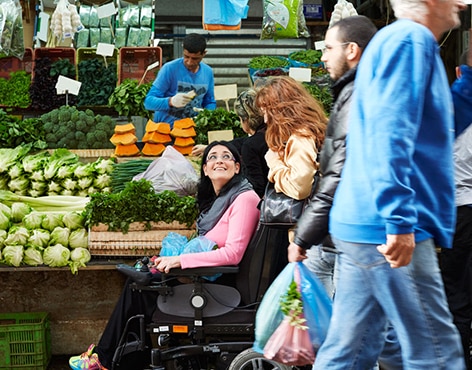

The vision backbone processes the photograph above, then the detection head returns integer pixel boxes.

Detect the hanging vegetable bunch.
[49,0,84,45]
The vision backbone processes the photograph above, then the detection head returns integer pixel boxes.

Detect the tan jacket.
[265,134,319,200]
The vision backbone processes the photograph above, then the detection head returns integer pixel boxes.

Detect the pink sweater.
[180,190,261,269]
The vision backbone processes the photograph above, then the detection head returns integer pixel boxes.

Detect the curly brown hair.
[255,76,327,152]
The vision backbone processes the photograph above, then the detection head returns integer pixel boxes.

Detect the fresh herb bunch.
[108,79,153,120]
[0,71,31,108]
[248,56,290,69]
[280,279,308,329]
[289,49,322,65]
[83,179,198,233]
[193,108,245,145]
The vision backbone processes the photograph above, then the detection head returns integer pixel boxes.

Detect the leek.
[0,190,89,212]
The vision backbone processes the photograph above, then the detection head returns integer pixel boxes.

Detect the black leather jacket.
[293,67,357,249]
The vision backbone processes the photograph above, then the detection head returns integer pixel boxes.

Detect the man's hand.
[171,92,193,108]
[377,233,415,268]
[288,242,307,262]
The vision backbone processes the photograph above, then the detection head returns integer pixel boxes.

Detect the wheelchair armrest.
[163,265,239,277]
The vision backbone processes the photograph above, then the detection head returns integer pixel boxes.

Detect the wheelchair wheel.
[228,348,293,370]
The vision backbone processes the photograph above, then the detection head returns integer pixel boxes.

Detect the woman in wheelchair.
[70,141,261,370]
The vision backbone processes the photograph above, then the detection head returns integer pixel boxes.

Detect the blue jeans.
[304,245,337,298]
[313,238,465,370]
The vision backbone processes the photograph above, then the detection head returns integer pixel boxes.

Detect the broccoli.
[77,141,89,149]
[58,107,72,123]
[70,109,80,123]
[43,121,54,134]
[66,131,76,141]
[86,132,97,147]
[57,137,68,148]
[75,131,86,142]
[94,130,108,142]
[75,120,87,132]
[45,133,57,143]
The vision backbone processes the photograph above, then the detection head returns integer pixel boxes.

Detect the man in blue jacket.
[144,33,216,127]
[440,38,472,369]
[312,0,471,368]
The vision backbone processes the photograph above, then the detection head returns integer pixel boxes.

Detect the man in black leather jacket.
[288,15,377,288]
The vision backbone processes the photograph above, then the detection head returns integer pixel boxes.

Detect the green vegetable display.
[108,79,153,120]
[77,59,117,106]
[84,179,198,233]
[193,108,245,145]
[248,55,290,69]
[289,49,322,65]
[0,70,31,108]
[41,105,115,149]
[0,111,47,149]
[0,146,114,197]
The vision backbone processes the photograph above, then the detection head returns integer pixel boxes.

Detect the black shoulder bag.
[259,172,320,228]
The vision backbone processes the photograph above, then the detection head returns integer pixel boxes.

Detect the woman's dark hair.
[197,141,243,212]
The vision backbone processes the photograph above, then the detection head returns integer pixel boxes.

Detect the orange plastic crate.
[0,48,34,79]
[118,46,162,84]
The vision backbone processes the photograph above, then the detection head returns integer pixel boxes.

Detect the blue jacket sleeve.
[452,65,472,137]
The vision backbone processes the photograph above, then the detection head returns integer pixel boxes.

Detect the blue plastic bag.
[159,233,220,281]
[253,262,332,354]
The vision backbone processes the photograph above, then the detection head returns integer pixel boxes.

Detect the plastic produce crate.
[0,312,51,370]
[118,46,161,84]
[0,48,34,79]
[32,47,77,80]
[77,47,118,68]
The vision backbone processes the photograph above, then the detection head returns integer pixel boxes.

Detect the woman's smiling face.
[203,145,240,193]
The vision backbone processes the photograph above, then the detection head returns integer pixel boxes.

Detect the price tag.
[314,40,325,51]
[146,61,160,71]
[289,67,312,82]
[153,38,161,46]
[56,75,81,96]
[97,2,117,18]
[96,43,115,57]
[37,12,50,42]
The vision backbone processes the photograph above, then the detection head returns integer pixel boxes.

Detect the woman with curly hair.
[252,75,328,277]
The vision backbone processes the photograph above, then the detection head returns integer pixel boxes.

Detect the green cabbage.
[69,228,88,249]
[8,176,30,194]
[23,212,44,230]
[49,226,70,247]
[62,211,85,230]
[23,247,44,266]
[94,158,114,174]
[11,202,32,223]
[3,245,24,266]
[43,243,70,267]
[69,247,91,274]
[28,229,50,248]
[43,148,79,180]
[41,213,64,231]
[5,226,29,246]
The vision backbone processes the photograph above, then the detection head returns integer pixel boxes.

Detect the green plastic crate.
[0,312,51,369]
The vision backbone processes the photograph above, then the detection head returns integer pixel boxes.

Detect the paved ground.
[48,355,71,370]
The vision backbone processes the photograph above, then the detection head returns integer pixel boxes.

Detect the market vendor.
[144,33,217,127]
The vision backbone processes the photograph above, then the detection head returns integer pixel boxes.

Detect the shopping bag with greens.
[254,262,332,365]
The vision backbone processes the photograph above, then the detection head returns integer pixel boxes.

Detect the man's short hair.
[183,33,207,54]
[331,15,378,51]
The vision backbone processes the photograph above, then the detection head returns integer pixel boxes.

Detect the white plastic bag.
[133,146,199,196]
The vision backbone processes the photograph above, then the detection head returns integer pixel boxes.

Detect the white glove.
[171,93,193,108]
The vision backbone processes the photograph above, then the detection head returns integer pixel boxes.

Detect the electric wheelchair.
[110,226,303,370]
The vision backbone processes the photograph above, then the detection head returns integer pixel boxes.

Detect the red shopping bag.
[263,316,316,366]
